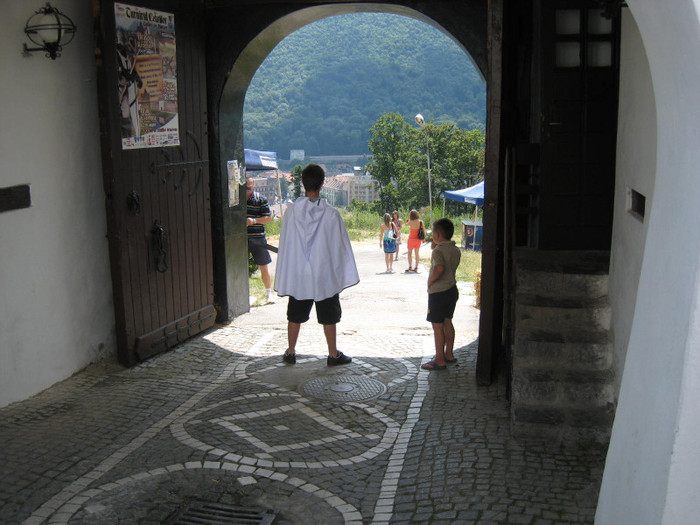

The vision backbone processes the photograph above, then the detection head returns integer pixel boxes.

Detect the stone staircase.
[511,249,616,444]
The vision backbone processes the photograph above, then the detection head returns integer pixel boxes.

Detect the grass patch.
[456,249,482,284]
[248,271,268,305]
[265,217,282,237]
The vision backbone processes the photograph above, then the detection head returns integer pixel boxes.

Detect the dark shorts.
[287,294,342,325]
[427,285,459,323]
[248,236,272,266]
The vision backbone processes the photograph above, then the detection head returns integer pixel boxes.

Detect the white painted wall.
[0,0,116,408]
[608,12,655,392]
[596,1,700,523]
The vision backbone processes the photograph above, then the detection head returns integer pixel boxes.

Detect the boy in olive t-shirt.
[422,218,461,371]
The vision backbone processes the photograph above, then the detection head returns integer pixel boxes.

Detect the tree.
[367,112,485,214]
[347,198,381,215]
[419,122,485,214]
[290,164,303,198]
[366,113,417,211]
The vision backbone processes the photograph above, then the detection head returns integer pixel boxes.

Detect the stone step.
[514,330,613,371]
[512,404,615,443]
[512,249,614,444]
[511,367,616,407]
[517,268,609,298]
[516,248,610,298]
[515,294,611,332]
[516,249,610,274]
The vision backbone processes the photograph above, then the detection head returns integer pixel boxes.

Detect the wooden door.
[95,0,215,365]
[536,0,620,249]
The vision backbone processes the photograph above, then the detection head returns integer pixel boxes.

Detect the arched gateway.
[94,0,492,367]
[94,0,621,395]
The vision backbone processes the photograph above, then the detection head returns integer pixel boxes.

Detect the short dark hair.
[433,218,455,240]
[302,164,325,192]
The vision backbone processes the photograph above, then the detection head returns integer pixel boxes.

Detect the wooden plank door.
[536,0,620,249]
[95,0,215,365]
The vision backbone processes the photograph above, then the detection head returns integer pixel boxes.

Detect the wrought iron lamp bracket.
[23,2,77,60]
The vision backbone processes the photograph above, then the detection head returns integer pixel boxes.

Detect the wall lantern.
[23,3,77,60]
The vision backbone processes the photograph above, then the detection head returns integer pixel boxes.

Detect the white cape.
[274,197,359,301]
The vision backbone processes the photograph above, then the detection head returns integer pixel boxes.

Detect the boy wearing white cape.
[274,164,360,365]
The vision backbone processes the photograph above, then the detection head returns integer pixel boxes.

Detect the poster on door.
[115,3,179,150]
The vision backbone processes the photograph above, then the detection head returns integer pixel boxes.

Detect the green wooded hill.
[243,13,486,158]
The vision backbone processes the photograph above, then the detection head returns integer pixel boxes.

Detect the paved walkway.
[0,241,606,524]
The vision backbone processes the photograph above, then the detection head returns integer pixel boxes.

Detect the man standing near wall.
[246,177,273,303]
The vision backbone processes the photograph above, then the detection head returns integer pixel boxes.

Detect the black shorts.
[248,236,272,266]
[426,285,459,323]
[287,294,342,325]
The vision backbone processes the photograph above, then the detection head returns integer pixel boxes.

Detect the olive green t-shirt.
[429,241,461,294]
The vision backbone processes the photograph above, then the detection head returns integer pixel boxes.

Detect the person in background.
[379,213,397,273]
[392,210,402,261]
[274,164,359,366]
[246,177,273,303]
[421,218,461,371]
[405,209,424,273]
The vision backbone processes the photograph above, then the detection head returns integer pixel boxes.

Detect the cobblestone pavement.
[0,242,607,524]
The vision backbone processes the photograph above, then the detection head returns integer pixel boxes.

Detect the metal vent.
[169,501,277,525]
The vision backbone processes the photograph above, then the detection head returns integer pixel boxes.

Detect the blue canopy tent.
[443,180,484,205]
[244,148,278,170]
[443,180,484,250]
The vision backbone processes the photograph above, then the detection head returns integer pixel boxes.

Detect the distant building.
[248,175,276,203]
[347,173,379,204]
[248,171,291,206]
[320,176,347,207]
[290,149,305,161]
[319,172,379,207]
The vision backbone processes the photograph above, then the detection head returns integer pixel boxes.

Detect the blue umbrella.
[443,180,484,205]
[244,148,278,170]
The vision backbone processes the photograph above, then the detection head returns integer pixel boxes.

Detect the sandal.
[421,360,447,370]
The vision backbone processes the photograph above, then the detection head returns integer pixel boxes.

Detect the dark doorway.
[535,0,621,250]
